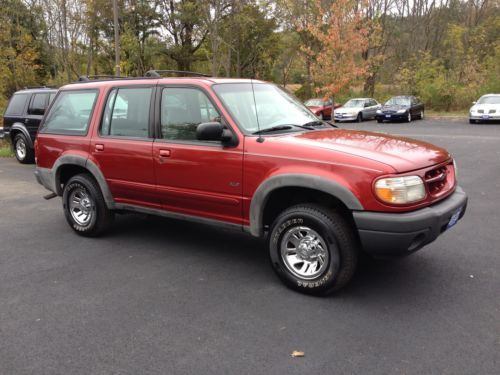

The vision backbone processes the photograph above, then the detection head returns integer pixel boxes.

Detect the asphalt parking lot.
[0,118,499,374]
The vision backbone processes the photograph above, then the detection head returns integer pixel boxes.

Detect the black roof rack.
[78,75,128,82]
[23,85,57,90]
[144,70,211,78]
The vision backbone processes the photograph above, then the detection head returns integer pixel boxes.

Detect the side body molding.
[51,155,115,208]
[249,173,364,237]
[11,123,33,147]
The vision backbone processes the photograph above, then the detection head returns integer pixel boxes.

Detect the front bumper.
[376,113,407,121]
[469,114,500,121]
[353,187,467,256]
[0,129,9,141]
[334,113,358,122]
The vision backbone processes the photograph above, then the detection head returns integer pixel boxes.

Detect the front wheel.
[62,174,114,237]
[356,113,363,123]
[419,110,424,120]
[406,111,412,122]
[13,133,34,164]
[268,204,358,295]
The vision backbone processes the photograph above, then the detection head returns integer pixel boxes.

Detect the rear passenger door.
[152,85,244,225]
[90,86,159,208]
[26,92,50,140]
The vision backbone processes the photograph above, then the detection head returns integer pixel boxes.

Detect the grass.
[424,110,469,118]
[0,139,13,157]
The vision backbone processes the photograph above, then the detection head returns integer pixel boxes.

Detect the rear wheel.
[13,133,34,164]
[318,112,324,120]
[419,110,424,120]
[62,174,114,237]
[268,204,358,295]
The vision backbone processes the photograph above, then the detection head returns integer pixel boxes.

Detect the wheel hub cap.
[280,226,329,280]
[69,188,94,226]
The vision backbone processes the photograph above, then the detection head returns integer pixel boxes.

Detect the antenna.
[250,78,264,143]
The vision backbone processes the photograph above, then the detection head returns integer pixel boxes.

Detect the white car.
[469,94,500,124]
[334,98,381,122]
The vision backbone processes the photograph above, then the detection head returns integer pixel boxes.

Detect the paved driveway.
[0,118,498,374]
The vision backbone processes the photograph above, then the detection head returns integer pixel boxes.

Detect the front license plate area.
[447,207,462,229]
[482,115,490,119]
[385,115,391,118]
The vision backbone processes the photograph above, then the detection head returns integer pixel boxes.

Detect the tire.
[318,112,324,120]
[62,173,114,237]
[419,110,424,120]
[268,204,358,296]
[377,119,383,123]
[356,113,363,123]
[469,119,477,124]
[13,133,34,164]
[406,111,412,122]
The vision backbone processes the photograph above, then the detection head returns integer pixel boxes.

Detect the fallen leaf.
[291,351,305,357]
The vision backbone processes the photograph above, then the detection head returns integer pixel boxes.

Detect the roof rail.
[78,75,128,82]
[144,70,211,78]
[23,85,57,89]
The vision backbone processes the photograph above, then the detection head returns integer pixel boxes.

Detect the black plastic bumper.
[376,113,408,121]
[353,187,468,256]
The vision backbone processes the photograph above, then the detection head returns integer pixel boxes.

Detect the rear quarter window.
[5,94,28,116]
[40,90,98,135]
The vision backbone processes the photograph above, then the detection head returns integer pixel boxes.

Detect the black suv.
[1,87,57,163]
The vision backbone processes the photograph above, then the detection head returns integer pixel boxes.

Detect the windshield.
[344,99,365,108]
[213,83,319,133]
[385,97,411,106]
[305,99,324,106]
[477,96,500,105]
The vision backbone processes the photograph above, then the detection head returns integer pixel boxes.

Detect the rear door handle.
[95,144,104,152]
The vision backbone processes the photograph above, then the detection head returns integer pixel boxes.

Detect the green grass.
[426,110,468,118]
[0,139,13,157]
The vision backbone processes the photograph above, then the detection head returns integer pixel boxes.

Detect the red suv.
[35,72,467,295]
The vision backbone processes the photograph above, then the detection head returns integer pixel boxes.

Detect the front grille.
[478,109,484,113]
[489,109,496,114]
[424,163,455,197]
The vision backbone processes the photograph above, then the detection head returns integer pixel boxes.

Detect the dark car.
[1,87,57,163]
[376,96,424,123]
[34,72,467,296]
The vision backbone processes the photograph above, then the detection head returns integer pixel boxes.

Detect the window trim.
[97,85,156,141]
[39,88,99,136]
[156,84,237,147]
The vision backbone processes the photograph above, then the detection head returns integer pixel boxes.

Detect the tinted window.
[42,90,98,135]
[100,87,152,138]
[5,94,28,116]
[161,88,220,141]
[28,93,49,115]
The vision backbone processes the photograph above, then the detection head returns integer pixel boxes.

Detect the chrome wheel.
[15,138,26,160]
[69,188,94,226]
[280,226,329,280]
[407,112,412,122]
[420,110,424,119]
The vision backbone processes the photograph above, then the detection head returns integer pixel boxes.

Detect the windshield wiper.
[302,120,338,128]
[252,124,313,135]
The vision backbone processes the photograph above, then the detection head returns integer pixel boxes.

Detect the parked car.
[304,98,340,120]
[35,72,467,296]
[469,94,500,124]
[1,87,57,163]
[334,98,381,122]
[376,96,424,123]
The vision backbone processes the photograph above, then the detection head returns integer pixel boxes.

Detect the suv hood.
[278,129,450,173]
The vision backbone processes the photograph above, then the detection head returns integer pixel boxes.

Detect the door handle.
[159,149,171,157]
[95,144,104,152]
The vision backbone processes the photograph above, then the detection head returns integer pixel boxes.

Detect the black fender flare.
[10,123,33,148]
[249,173,364,237]
[53,155,115,208]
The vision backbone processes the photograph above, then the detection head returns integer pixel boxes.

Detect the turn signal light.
[375,176,426,204]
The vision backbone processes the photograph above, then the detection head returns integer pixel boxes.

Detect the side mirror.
[196,122,237,147]
[364,103,370,108]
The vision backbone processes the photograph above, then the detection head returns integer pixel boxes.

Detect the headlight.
[397,109,407,114]
[376,109,382,114]
[374,176,426,204]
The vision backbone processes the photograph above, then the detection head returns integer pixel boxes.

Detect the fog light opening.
[408,233,426,252]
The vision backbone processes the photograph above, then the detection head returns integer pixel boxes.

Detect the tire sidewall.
[14,134,27,162]
[63,177,98,234]
[269,210,341,294]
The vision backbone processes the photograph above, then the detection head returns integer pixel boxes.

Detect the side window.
[4,94,28,116]
[41,90,98,135]
[28,93,49,115]
[100,87,152,138]
[161,87,220,141]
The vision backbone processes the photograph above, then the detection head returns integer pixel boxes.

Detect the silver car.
[469,94,500,124]
[334,98,381,122]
